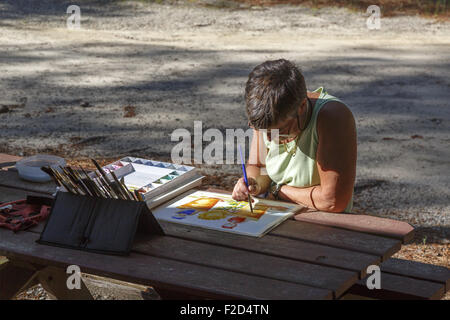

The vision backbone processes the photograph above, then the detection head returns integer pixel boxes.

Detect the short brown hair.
[245,59,307,130]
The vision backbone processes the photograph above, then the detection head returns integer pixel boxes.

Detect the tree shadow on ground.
[0,0,136,20]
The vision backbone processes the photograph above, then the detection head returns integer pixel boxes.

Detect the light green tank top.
[262,87,353,212]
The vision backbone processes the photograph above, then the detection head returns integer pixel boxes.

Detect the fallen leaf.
[123,105,137,118]
[0,106,9,114]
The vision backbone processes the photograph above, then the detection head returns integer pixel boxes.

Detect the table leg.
[0,260,93,300]
[0,260,39,299]
[37,266,93,300]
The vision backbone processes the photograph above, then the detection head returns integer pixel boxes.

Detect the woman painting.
[232,59,356,213]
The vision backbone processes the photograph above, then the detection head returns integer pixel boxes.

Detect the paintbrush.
[49,168,71,192]
[121,177,138,201]
[71,167,94,197]
[58,166,81,193]
[111,171,132,200]
[78,168,95,196]
[56,166,76,193]
[101,172,123,200]
[134,189,144,202]
[80,167,105,198]
[97,178,112,198]
[91,159,126,199]
[91,158,110,183]
[41,166,61,187]
[91,159,119,198]
[55,167,80,194]
[92,170,117,199]
[66,166,92,196]
[239,145,254,214]
[98,174,116,198]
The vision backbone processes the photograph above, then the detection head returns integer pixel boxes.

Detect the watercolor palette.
[93,157,201,201]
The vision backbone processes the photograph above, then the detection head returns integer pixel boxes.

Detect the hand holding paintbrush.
[232,147,261,205]
[238,145,254,213]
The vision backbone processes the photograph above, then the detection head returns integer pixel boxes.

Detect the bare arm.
[278,102,357,212]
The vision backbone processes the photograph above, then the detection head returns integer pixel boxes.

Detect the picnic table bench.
[0,153,448,300]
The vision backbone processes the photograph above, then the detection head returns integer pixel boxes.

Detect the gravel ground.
[0,0,448,299]
[13,273,160,300]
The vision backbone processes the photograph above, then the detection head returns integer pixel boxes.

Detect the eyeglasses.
[250,114,300,143]
[247,99,305,143]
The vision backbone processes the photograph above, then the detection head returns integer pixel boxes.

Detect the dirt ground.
[0,0,449,298]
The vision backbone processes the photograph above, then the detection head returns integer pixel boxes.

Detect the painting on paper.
[151,190,303,237]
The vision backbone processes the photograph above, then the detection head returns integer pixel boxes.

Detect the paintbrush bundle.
[38,158,165,255]
[87,157,204,209]
[41,159,143,202]
[37,189,164,255]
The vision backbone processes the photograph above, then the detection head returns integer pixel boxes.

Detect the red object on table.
[0,197,51,232]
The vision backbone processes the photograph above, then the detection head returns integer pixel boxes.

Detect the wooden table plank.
[349,272,445,300]
[159,221,380,278]
[132,235,358,298]
[0,153,21,169]
[0,228,332,300]
[271,220,401,261]
[0,170,57,195]
[0,156,57,195]
[380,258,450,291]
[294,211,414,243]
[0,185,51,204]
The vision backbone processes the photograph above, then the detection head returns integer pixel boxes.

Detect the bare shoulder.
[317,100,355,133]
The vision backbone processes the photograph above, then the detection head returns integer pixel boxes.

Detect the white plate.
[15,155,66,183]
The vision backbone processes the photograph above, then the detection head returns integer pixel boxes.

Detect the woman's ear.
[298,98,307,115]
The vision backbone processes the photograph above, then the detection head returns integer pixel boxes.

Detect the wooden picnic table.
[0,154,414,300]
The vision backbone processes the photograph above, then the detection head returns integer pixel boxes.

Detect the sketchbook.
[90,157,204,206]
[152,190,303,237]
